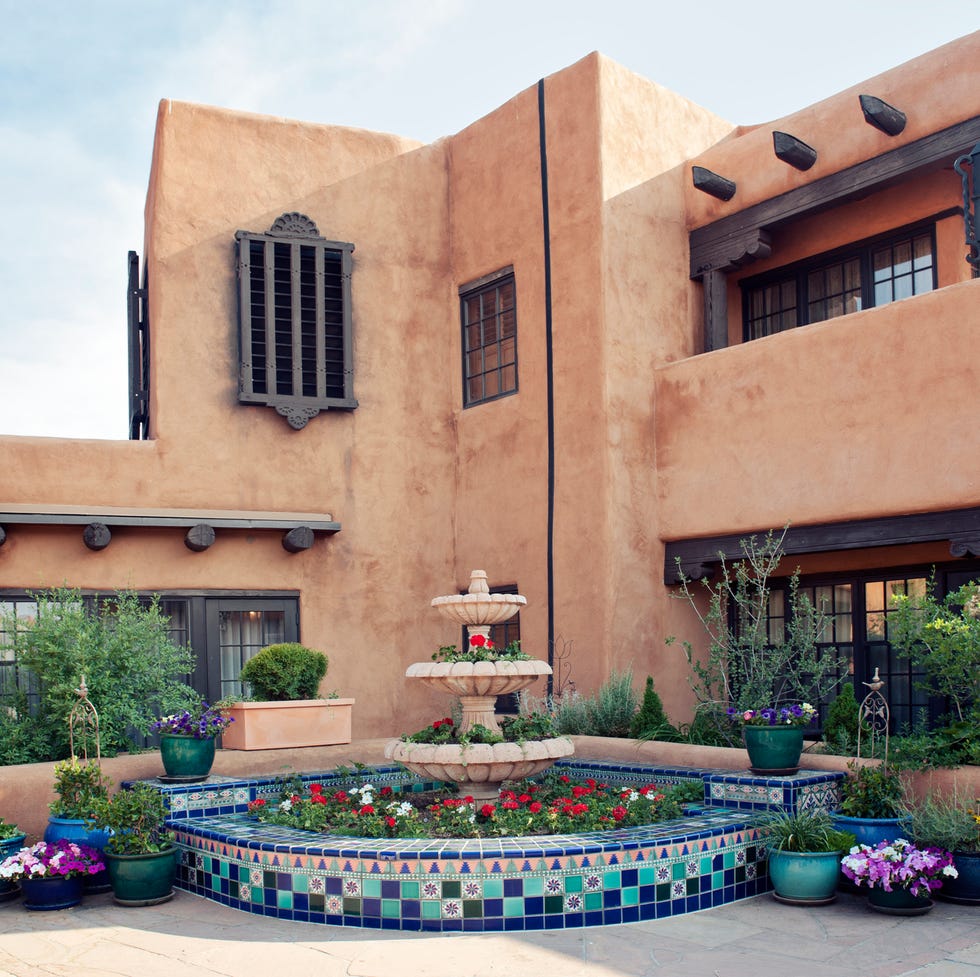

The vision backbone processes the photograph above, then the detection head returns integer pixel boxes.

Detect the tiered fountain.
[384,570,574,800]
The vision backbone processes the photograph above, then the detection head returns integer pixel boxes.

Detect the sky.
[0,1,976,440]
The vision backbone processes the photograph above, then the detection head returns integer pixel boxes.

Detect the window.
[743,226,936,340]
[236,213,356,429]
[461,269,518,407]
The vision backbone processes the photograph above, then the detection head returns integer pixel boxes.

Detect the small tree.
[668,528,847,746]
[4,588,198,760]
[630,676,681,741]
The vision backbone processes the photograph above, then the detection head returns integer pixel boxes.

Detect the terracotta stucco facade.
[1,34,978,737]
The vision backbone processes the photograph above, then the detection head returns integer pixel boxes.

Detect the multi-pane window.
[743,227,936,340]
[236,213,356,429]
[461,270,518,407]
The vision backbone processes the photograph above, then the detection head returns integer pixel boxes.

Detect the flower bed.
[247,772,697,838]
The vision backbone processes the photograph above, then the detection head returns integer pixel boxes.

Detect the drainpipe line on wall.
[537,78,556,696]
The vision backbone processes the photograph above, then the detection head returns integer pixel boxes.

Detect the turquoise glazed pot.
[105,846,177,906]
[44,817,111,893]
[160,734,215,781]
[744,725,804,775]
[0,832,27,903]
[21,875,85,911]
[868,886,933,915]
[768,849,842,904]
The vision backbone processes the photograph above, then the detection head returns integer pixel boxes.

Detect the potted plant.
[0,818,26,903]
[903,792,980,904]
[221,643,354,750]
[757,808,855,904]
[45,757,112,891]
[840,838,958,914]
[831,761,907,847]
[0,838,105,911]
[90,783,177,906]
[727,702,817,775]
[150,700,233,781]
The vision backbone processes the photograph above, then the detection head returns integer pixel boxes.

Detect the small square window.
[460,270,518,407]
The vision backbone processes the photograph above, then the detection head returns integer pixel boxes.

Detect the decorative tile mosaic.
[122,761,818,931]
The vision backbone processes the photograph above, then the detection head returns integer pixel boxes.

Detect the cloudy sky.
[0,1,975,440]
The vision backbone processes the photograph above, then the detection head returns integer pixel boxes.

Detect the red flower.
[359,805,375,815]
[572,803,589,816]
[612,805,628,821]
[432,720,443,729]
[529,801,542,814]
[480,804,496,817]
[309,783,323,794]
[385,816,396,828]
[310,793,327,805]
[500,790,516,801]
[572,785,590,798]
[290,794,301,804]
[502,800,519,810]
[463,796,474,804]
[518,794,532,803]
[444,717,454,726]
[380,786,393,797]
[333,791,349,802]
[469,634,487,647]
[559,775,570,783]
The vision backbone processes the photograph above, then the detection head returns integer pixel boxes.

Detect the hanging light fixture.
[953,140,980,271]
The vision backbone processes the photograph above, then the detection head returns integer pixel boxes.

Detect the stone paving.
[0,887,977,977]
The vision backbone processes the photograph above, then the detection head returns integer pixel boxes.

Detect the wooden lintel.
[692,165,736,201]
[83,523,111,551]
[282,526,315,553]
[859,94,907,137]
[185,524,216,552]
[773,131,817,171]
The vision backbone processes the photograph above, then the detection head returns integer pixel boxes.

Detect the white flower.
[280,799,292,811]
[942,865,960,877]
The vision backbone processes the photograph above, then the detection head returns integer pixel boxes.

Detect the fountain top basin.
[431,569,526,628]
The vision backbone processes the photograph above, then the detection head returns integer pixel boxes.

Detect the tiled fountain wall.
[147,762,842,932]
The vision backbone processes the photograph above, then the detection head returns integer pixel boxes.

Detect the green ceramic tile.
[686,878,699,895]
[421,901,441,919]
[564,874,583,893]
[638,867,657,885]
[250,886,263,902]
[672,862,686,881]
[401,881,419,898]
[342,897,361,915]
[523,877,544,896]
[503,897,524,917]
[442,880,461,898]
[292,875,308,893]
[544,896,563,914]
[462,899,483,918]
[700,857,713,873]
[603,870,621,889]
[219,862,229,879]
[621,886,639,906]
[724,851,736,869]
[381,899,400,918]
[482,879,503,898]
[277,890,292,909]
[584,892,602,911]
[655,883,670,901]
[712,871,723,889]
[362,878,381,898]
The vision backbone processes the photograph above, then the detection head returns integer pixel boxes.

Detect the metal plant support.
[856,667,889,764]
[67,675,102,763]
[953,140,980,271]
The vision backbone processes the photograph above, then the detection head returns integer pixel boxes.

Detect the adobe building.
[1,33,978,739]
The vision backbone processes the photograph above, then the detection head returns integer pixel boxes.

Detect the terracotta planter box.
[220,699,354,750]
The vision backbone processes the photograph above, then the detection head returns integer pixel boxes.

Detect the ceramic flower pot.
[829,814,907,849]
[743,725,804,775]
[20,875,85,911]
[940,850,980,905]
[43,817,111,893]
[104,845,177,906]
[159,734,216,781]
[868,886,933,915]
[0,832,26,903]
[768,849,842,905]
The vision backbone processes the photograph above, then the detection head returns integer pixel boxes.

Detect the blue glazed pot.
[940,850,980,905]
[744,725,804,775]
[21,874,85,911]
[44,818,111,893]
[829,814,908,849]
[868,886,933,915]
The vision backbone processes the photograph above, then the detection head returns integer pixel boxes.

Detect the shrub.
[838,762,905,819]
[822,685,863,754]
[2,588,198,760]
[630,676,681,741]
[50,758,111,819]
[239,643,328,701]
[90,784,172,855]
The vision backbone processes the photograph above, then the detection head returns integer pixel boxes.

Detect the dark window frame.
[741,222,937,341]
[235,213,357,429]
[460,267,518,408]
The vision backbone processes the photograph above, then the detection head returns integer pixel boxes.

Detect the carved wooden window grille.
[742,225,936,341]
[236,213,356,429]
[460,268,518,407]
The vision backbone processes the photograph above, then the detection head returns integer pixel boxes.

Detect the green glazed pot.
[105,846,177,906]
[768,849,842,904]
[159,734,215,781]
[743,725,804,775]
[868,886,933,915]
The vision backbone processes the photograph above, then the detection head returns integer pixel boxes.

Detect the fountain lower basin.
[147,762,843,931]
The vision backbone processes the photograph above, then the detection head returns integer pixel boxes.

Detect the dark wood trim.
[0,507,340,533]
[184,524,216,552]
[83,523,112,551]
[690,116,980,278]
[664,507,980,584]
[458,264,515,295]
[702,270,729,352]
